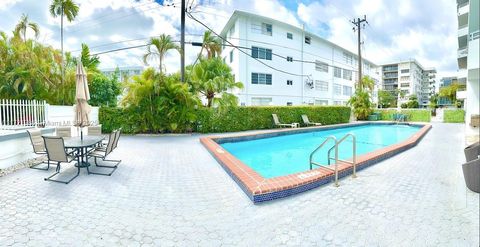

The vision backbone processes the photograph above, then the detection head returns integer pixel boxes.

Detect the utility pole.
[180,0,186,82]
[351,15,368,89]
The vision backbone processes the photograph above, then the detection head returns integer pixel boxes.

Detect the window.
[287,32,293,39]
[401,69,410,73]
[343,85,352,96]
[305,36,311,44]
[315,61,328,72]
[286,56,293,62]
[400,76,409,81]
[333,83,342,95]
[286,102,293,106]
[251,46,272,60]
[251,97,272,106]
[315,80,328,91]
[251,73,272,85]
[229,50,233,63]
[287,80,293,85]
[342,69,352,80]
[334,67,342,78]
[229,24,235,38]
[343,52,353,65]
[400,83,410,87]
[333,100,342,105]
[315,100,328,106]
[252,23,272,35]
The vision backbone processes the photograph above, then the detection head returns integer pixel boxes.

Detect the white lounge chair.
[272,114,297,128]
[302,115,322,126]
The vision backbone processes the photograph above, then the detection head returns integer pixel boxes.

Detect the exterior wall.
[221,11,379,106]
[101,66,144,81]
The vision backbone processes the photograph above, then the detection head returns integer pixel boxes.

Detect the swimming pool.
[221,124,421,178]
[201,122,431,203]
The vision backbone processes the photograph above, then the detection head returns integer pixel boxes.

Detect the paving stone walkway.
[0,123,478,246]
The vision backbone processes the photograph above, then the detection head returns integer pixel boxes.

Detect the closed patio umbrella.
[74,58,91,139]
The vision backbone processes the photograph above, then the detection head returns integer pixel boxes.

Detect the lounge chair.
[56,126,72,137]
[27,129,54,170]
[302,115,322,126]
[86,131,120,176]
[42,136,78,184]
[272,114,297,128]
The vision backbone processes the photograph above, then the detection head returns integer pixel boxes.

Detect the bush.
[376,109,431,122]
[444,109,465,123]
[100,106,351,134]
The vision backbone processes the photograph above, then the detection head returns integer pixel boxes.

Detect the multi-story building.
[219,11,380,106]
[457,0,479,127]
[101,66,144,81]
[380,60,435,107]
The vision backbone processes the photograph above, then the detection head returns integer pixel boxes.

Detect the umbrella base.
[74,161,91,168]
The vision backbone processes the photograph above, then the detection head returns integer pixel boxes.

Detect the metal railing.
[309,133,357,187]
[0,99,46,129]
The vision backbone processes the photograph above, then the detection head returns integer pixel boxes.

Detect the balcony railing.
[457,1,469,9]
[458,47,468,57]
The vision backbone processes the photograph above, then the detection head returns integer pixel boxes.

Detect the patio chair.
[302,115,322,126]
[27,129,54,170]
[464,142,480,162]
[42,136,78,184]
[272,114,297,128]
[86,131,120,176]
[88,125,102,136]
[56,126,72,137]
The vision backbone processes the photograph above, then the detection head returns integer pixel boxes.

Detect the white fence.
[0,99,46,129]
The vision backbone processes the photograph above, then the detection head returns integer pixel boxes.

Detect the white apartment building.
[380,60,436,107]
[457,0,479,127]
[101,66,144,81]
[219,11,380,106]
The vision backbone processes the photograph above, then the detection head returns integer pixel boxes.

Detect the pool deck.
[0,122,478,246]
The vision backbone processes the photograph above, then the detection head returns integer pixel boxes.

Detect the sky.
[0,0,459,79]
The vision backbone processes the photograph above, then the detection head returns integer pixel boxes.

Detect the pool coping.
[200,122,432,203]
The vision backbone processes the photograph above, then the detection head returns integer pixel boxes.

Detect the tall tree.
[143,34,179,73]
[199,31,222,59]
[14,14,40,41]
[49,0,79,85]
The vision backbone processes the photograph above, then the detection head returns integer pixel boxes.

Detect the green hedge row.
[444,109,465,123]
[375,109,431,122]
[99,106,351,134]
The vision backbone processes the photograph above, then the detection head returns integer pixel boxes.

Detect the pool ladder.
[309,133,357,187]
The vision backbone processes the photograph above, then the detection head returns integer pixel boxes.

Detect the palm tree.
[14,14,40,41]
[143,34,179,73]
[199,31,222,59]
[49,0,79,85]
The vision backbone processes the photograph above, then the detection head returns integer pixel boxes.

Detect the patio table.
[63,136,104,170]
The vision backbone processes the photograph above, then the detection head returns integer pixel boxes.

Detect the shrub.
[100,106,351,134]
[376,109,431,122]
[444,109,465,123]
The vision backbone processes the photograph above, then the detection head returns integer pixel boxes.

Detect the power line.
[186,12,308,77]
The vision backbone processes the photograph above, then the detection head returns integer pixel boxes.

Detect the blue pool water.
[220,124,421,178]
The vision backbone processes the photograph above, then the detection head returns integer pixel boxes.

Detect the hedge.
[375,109,431,122]
[99,106,351,134]
[443,109,465,123]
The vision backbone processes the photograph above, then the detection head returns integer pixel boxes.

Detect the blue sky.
[0,0,458,78]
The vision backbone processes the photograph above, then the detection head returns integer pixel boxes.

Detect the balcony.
[458,25,468,37]
[458,47,468,58]
[458,1,469,16]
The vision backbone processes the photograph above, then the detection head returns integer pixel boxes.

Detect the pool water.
[220,124,421,178]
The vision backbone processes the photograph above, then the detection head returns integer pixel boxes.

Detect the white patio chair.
[27,129,54,170]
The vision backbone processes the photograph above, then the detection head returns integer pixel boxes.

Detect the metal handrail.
[309,136,339,186]
[336,133,357,178]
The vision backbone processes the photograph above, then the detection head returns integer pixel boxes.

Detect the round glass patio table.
[63,136,104,168]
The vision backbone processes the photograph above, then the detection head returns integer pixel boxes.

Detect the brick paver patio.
[0,123,478,246]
